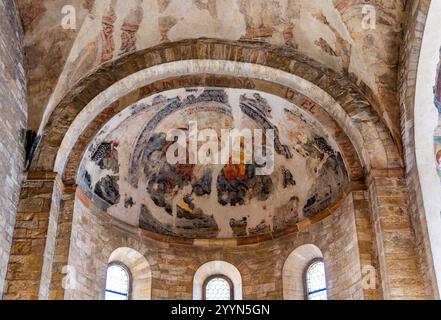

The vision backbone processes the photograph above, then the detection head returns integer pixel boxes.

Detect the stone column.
[3,172,57,300]
[367,169,427,299]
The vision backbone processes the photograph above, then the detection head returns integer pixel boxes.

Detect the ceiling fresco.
[20,0,404,151]
[79,87,349,239]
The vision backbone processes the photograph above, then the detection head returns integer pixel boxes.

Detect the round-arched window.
[105,263,130,300]
[203,275,233,300]
[305,260,327,300]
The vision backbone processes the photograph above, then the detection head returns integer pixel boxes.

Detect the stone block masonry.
[3,179,55,299]
[64,191,366,300]
[0,0,27,298]
[368,170,426,299]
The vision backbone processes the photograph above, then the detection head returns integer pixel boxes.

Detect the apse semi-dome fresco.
[79,88,348,239]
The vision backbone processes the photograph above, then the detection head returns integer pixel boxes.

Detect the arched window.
[305,260,327,300]
[193,261,242,300]
[107,247,152,300]
[203,275,233,300]
[105,263,131,300]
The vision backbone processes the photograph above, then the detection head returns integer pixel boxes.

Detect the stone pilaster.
[3,172,56,300]
[367,169,427,299]
[38,180,77,300]
[352,190,381,300]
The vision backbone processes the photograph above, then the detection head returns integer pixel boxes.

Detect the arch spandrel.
[29,40,401,177]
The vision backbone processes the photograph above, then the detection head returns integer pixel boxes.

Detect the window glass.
[105,264,129,300]
[306,261,327,300]
[205,277,231,300]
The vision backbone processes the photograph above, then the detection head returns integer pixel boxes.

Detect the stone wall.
[0,0,27,298]
[64,190,366,300]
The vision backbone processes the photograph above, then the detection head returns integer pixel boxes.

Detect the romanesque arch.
[30,39,401,178]
[107,247,152,300]
[193,260,242,300]
[2,25,430,301]
[282,244,324,300]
